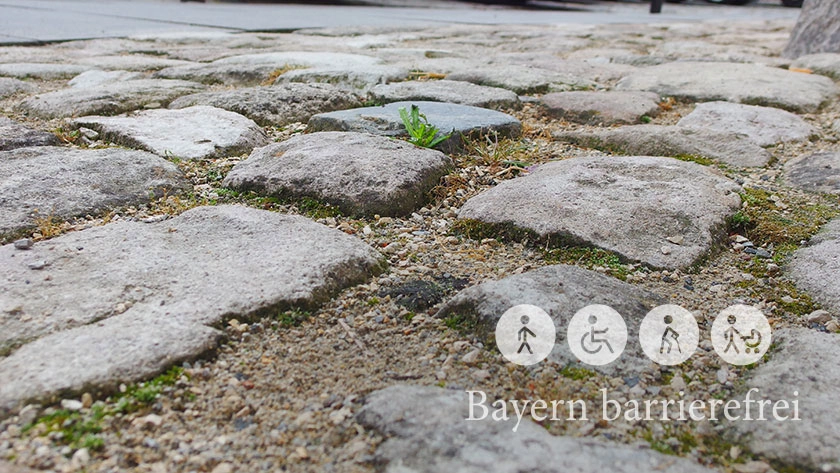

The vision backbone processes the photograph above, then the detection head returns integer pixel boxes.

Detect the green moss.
[443,313,478,334]
[277,309,310,327]
[544,246,632,280]
[295,197,342,219]
[673,154,715,167]
[736,188,839,247]
[559,366,595,380]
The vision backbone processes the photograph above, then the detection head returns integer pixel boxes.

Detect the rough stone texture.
[223,132,452,217]
[154,51,381,85]
[785,152,840,194]
[554,125,771,168]
[0,118,59,151]
[17,79,206,119]
[275,65,409,91]
[0,63,91,80]
[789,218,840,314]
[540,91,660,125]
[68,70,143,88]
[168,83,361,127]
[783,0,840,59]
[447,65,599,94]
[75,55,193,71]
[677,101,817,147]
[357,385,716,473]
[0,461,40,473]
[733,328,840,471]
[0,205,385,418]
[74,106,269,160]
[370,80,520,110]
[436,265,663,375]
[0,77,34,98]
[458,156,742,269]
[308,101,521,154]
[616,61,838,113]
[0,147,189,240]
[791,53,840,80]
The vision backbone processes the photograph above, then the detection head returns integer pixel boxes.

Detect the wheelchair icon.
[580,315,614,354]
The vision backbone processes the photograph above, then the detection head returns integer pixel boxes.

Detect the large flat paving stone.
[677,101,817,147]
[540,90,660,125]
[732,328,840,471]
[17,79,207,119]
[791,53,840,81]
[0,63,92,80]
[784,0,840,58]
[73,106,269,160]
[458,156,742,269]
[223,132,452,217]
[0,118,59,151]
[446,64,599,95]
[154,51,382,86]
[68,70,143,89]
[357,385,716,473]
[789,218,840,314]
[168,83,361,127]
[0,147,189,241]
[370,80,520,110]
[784,152,840,194]
[308,101,521,154]
[436,265,663,376]
[615,62,838,113]
[0,205,385,418]
[75,55,194,71]
[554,125,771,168]
[0,77,34,99]
[275,64,409,92]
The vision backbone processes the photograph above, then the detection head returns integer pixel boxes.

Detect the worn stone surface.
[447,64,598,94]
[75,55,193,71]
[0,118,59,151]
[370,80,520,109]
[17,79,206,119]
[458,156,741,269]
[554,125,771,168]
[791,53,840,80]
[733,328,840,471]
[436,265,663,375]
[616,61,837,113]
[68,70,143,88]
[223,132,451,217]
[357,385,716,473]
[0,147,189,240]
[783,0,840,58]
[275,64,409,91]
[0,77,34,98]
[785,152,840,194]
[677,101,817,147]
[0,205,385,417]
[74,106,268,160]
[154,51,381,85]
[168,83,361,127]
[0,63,91,80]
[540,90,660,125]
[308,101,521,153]
[789,218,840,314]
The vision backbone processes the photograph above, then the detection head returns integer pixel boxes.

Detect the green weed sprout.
[399,105,451,149]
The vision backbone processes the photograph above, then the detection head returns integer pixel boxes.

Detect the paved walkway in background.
[0,0,799,44]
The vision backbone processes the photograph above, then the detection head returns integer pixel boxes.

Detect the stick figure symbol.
[517,315,536,354]
[660,315,681,354]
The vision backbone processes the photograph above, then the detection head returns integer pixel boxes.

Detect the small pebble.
[27,260,46,270]
[60,399,84,411]
[13,238,33,250]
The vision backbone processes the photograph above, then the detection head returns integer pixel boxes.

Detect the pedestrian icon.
[495,305,556,366]
[517,315,536,355]
[568,305,626,366]
[639,305,698,366]
[713,305,771,365]
[580,315,614,354]
[660,315,681,354]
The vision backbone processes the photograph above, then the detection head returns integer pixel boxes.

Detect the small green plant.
[277,309,311,327]
[640,115,652,123]
[399,105,451,148]
[559,366,595,380]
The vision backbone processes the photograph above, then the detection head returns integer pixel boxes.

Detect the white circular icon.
[711,305,772,365]
[495,304,556,366]
[567,304,627,366]
[639,305,699,366]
